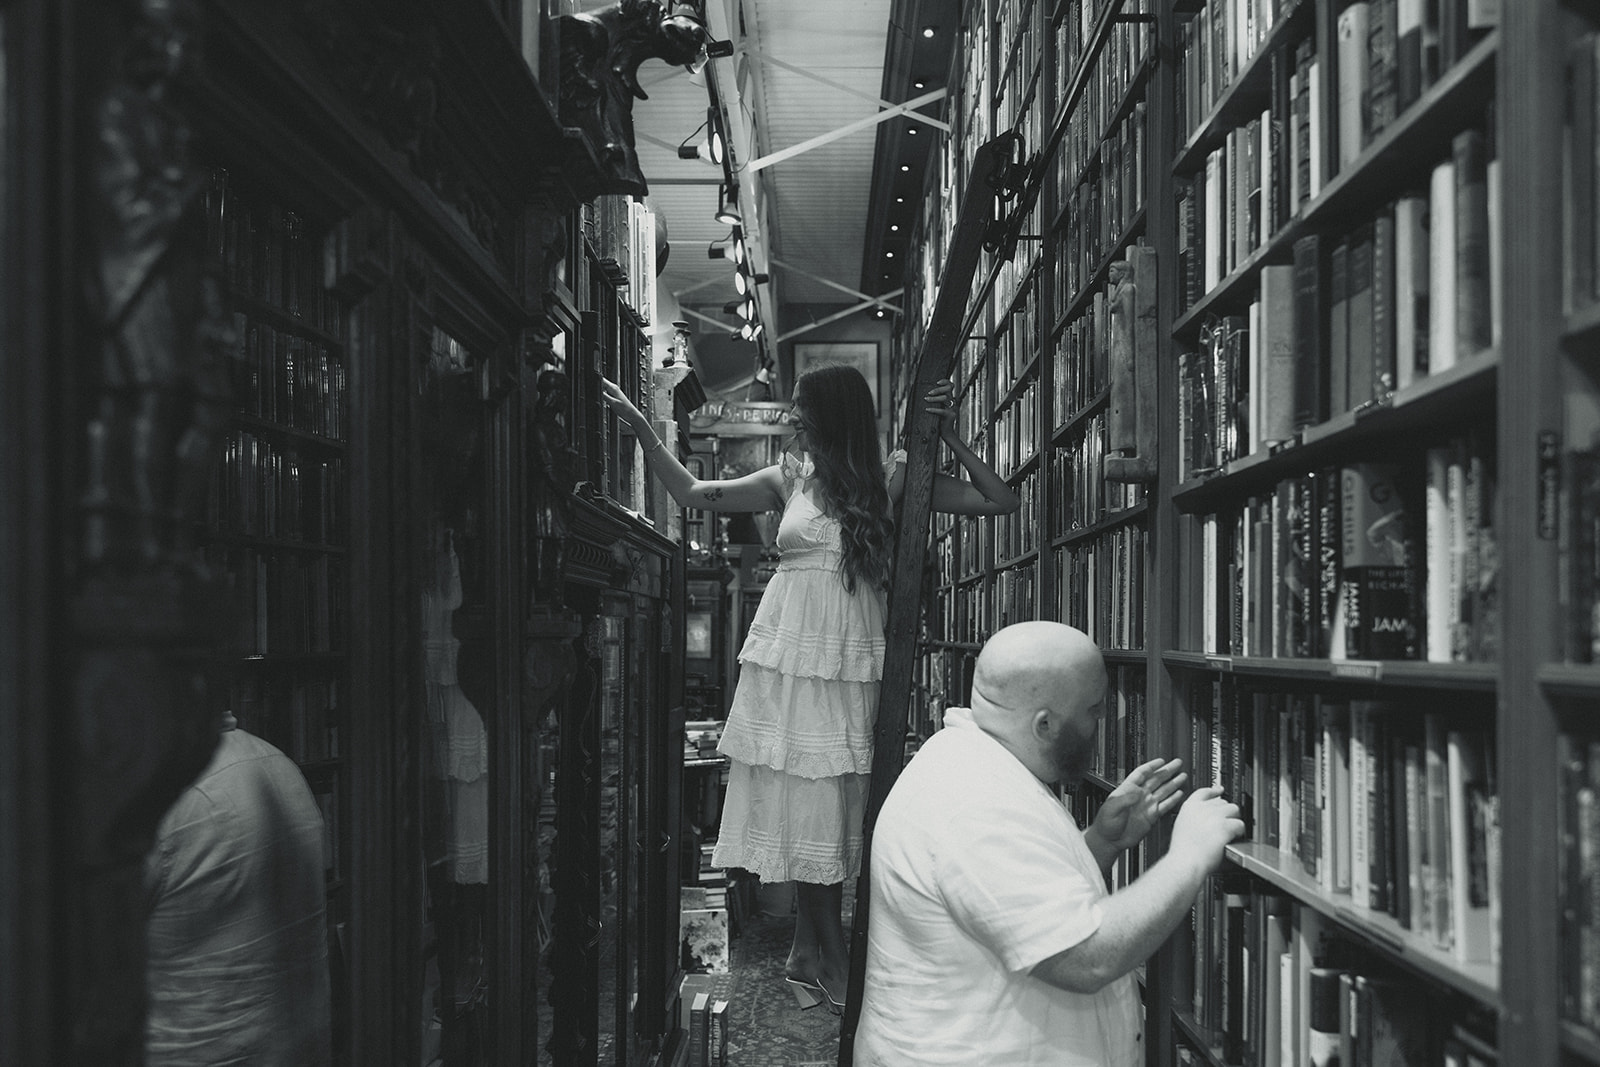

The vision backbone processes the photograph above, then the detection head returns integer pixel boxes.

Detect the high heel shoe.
[784,977,825,1010]
[817,981,845,1016]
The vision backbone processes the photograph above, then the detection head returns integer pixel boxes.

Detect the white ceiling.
[632,0,899,389]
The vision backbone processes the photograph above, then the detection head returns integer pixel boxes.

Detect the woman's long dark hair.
[792,364,893,593]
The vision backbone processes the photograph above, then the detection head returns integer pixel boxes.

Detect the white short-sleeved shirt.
[855,707,1141,1067]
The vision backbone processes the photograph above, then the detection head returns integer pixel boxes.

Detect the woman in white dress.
[602,365,1016,1013]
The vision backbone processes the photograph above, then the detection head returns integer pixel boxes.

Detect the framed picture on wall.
[793,342,880,415]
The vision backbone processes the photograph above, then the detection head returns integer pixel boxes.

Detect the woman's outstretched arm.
[889,378,1021,516]
[600,378,785,513]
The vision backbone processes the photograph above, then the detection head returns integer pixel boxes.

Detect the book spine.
[1337,4,1372,172]
[1452,126,1492,359]
[1329,238,1351,416]
[1371,207,1397,397]
[1429,157,1459,372]
[1393,194,1430,389]
[1397,0,1423,110]
[1346,222,1377,408]
[1292,233,1326,428]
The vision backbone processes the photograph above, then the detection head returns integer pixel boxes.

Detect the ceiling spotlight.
[896,196,905,203]
[886,251,895,258]
[732,238,747,266]
[914,80,926,89]
[734,268,750,295]
[715,184,741,225]
[875,308,887,318]
[922,25,937,37]
[739,322,755,340]
[678,111,725,166]
[900,164,910,172]
[710,111,729,167]
[750,323,764,340]
[908,127,918,135]
[890,224,900,232]
[705,38,735,58]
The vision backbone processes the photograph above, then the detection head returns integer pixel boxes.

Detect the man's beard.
[1051,724,1093,787]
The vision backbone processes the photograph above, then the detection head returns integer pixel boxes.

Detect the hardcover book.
[1339,462,1420,659]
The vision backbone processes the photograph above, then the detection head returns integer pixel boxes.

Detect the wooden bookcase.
[891,0,1579,1061]
[0,0,693,1063]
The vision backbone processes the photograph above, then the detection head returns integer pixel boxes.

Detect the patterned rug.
[719,894,854,1067]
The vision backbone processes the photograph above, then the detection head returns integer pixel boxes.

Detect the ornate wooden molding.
[296,0,514,270]
[558,0,706,197]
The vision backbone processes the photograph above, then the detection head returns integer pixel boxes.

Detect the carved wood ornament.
[559,0,707,197]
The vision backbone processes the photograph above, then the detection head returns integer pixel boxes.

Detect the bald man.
[854,622,1243,1066]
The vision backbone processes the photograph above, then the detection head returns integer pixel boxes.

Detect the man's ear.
[1031,708,1055,741]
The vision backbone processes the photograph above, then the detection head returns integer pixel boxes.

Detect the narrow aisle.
[716,887,854,1067]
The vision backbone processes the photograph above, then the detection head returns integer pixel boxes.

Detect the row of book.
[1178,147,1497,482]
[1055,81,1148,255]
[1067,783,1151,892]
[1180,107,1289,300]
[204,545,345,655]
[205,168,345,334]
[910,648,957,740]
[1055,101,1148,311]
[229,315,348,440]
[230,673,342,766]
[208,430,345,545]
[1054,0,1154,165]
[1190,449,1498,663]
[1189,681,1499,965]
[995,278,1041,400]
[1052,412,1148,533]
[675,976,729,1067]
[937,581,986,647]
[1088,664,1148,785]
[1055,523,1148,650]
[956,508,985,579]
[1334,0,1496,177]
[992,560,1041,635]
[1053,282,1114,424]
[995,0,1042,115]
[993,468,1040,563]
[954,361,990,452]
[1181,877,1497,1067]
[1564,442,1600,664]
[580,194,657,326]
[1176,0,1494,168]
[1559,732,1600,1031]
[992,193,1047,317]
[992,382,1040,479]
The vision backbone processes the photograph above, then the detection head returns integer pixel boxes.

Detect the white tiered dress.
[711,450,904,885]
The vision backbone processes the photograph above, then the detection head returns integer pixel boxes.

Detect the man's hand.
[1088,757,1187,855]
[1167,786,1245,876]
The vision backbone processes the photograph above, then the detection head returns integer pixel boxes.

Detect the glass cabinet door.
[418,325,498,1065]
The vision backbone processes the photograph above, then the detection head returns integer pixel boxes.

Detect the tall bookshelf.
[890,0,1588,1061]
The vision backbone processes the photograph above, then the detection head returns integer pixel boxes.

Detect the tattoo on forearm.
[702,487,724,502]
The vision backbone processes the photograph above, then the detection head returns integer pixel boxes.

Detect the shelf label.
[1330,659,1383,681]
[1205,655,1233,672]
